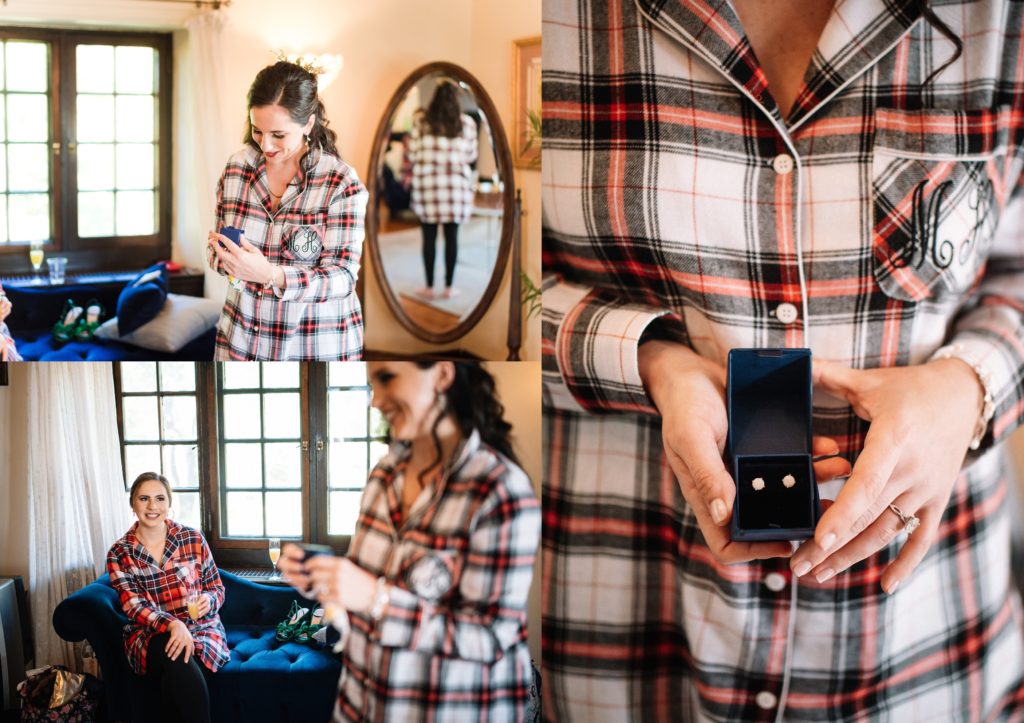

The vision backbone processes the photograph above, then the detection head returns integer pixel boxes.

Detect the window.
[115,362,388,565]
[117,362,202,529]
[0,28,171,275]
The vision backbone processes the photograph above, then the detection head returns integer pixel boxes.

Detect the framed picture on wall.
[512,35,541,169]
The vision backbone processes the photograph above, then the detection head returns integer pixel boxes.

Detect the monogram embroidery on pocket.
[883,163,996,274]
[286,226,323,263]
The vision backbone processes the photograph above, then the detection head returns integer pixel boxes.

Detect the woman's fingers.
[880,506,939,594]
[813,418,902,554]
[668,421,734,526]
[813,455,852,482]
[804,494,921,582]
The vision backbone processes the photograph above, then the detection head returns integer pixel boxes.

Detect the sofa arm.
[52,574,133,695]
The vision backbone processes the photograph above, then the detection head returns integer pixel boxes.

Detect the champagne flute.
[29,241,44,285]
[187,589,201,621]
[269,537,281,580]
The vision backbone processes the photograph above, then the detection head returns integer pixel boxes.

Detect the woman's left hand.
[208,232,275,284]
[304,556,378,615]
[790,358,984,593]
[195,593,212,618]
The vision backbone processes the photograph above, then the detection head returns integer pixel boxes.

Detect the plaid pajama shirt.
[106,519,229,675]
[409,115,479,224]
[207,145,367,360]
[336,430,540,722]
[542,0,1024,720]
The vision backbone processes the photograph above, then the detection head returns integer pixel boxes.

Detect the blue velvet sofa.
[52,571,340,723]
[5,279,215,361]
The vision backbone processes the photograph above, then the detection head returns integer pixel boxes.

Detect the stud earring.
[751,477,765,491]
[782,474,796,489]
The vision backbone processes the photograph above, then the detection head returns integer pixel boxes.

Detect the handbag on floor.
[18,665,101,722]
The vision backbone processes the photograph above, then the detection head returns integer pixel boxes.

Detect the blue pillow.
[117,263,169,335]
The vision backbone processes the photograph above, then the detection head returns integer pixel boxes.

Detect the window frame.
[0,27,172,275]
[115,363,383,568]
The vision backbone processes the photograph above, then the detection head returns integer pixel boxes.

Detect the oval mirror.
[366,62,515,344]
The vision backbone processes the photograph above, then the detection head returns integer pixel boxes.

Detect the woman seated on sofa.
[106,472,229,723]
[279,361,540,722]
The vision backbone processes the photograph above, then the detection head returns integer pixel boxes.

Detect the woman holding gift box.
[278,362,540,722]
[106,473,228,723]
[542,0,1024,720]
[206,60,368,361]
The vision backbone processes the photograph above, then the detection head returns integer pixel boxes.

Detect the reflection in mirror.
[376,72,503,335]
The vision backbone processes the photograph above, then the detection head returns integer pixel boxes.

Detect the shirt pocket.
[871,106,1011,302]
[392,538,467,604]
[281,216,327,266]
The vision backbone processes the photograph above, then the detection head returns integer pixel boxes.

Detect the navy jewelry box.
[727,348,820,541]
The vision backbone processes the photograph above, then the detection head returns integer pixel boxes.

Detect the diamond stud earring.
[782,474,796,489]
[752,477,765,491]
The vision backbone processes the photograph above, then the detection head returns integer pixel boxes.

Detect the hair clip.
[751,477,765,491]
[782,474,796,489]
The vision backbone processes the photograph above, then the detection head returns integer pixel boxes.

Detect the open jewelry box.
[727,348,820,541]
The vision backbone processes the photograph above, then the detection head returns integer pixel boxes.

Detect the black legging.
[421,222,459,288]
[146,632,212,723]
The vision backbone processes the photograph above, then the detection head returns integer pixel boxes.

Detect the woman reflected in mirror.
[408,82,478,300]
[278,362,540,721]
[206,60,368,361]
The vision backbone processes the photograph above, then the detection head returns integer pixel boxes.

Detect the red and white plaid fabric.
[0,322,20,362]
[207,145,367,360]
[106,519,229,675]
[408,115,479,224]
[542,0,1024,720]
[335,429,540,722]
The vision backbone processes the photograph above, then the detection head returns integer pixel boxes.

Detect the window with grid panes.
[0,39,51,245]
[0,29,170,274]
[326,362,389,536]
[118,362,201,529]
[218,362,305,538]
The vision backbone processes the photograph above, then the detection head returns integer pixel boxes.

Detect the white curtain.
[175,9,232,301]
[27,363,132,670]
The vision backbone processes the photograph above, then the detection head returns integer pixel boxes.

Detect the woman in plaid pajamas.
[106,473,229,723]
[408,82,479,300]
[279,362,540,722]
[207,61,368,360]
[543,0,1024,720]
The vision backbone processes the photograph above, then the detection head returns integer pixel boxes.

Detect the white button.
[775,303,798,324]
[772,153,794,174]
[764,572,787,592]
[756,691,778,710]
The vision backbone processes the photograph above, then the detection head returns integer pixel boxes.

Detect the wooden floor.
[398,292,460,334]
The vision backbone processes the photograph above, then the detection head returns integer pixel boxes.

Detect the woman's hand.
[0,291,11,322]
[789,358,983,592]
[195,594,212,618]
[165,619,195,663]
[207,232,277,285]
[279,543,378,613]
[638,340,852,565]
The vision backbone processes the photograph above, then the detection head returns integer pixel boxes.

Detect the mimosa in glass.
[29,242,44,284]
[269,537,281,580]
[187,590,201,621]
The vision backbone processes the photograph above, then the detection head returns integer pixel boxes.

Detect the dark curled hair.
[415,362,519,485]
[421,81,462,139]
[915,0,963,86]
[243,61,339,158]
[129,471,172,506]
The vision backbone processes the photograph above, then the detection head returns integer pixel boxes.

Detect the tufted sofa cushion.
[53,570,340,723]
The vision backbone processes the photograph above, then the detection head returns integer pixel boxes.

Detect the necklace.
[268,188,283,199]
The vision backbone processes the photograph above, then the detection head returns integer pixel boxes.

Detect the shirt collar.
[635,0,922,128]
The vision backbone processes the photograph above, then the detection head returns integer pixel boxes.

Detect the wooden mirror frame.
[365,62,516,345]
